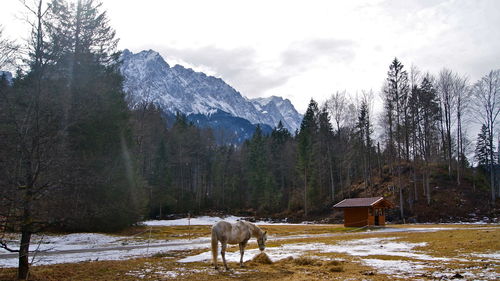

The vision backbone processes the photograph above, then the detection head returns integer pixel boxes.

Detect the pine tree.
[33,0,146,231]
[317,105,335,202]
[0,1,69,277]
[245,125,273,212]
[357,98,373,188]
[475,125,496,168]
[297,99,319,217]
[384,58,409,222]
[471,70,500,200]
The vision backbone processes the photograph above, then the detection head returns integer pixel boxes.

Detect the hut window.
[369,208,373,216]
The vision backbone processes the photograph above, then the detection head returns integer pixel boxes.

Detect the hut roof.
[333,197,393,208]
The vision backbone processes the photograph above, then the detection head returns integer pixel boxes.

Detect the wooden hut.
[333,197,393,227]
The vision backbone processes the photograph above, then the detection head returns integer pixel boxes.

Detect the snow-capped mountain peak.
[120,49,302,134]
[250,96,302,132]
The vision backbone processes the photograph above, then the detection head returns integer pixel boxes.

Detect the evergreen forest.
[0,0,498,238]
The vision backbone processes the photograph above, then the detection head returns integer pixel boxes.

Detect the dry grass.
[123,224,356,241]
[1,224,498,281]
[395,227,500,257]
[119,225,212,241]
[0,257,388,281]
[292,256,321,266]
[256,224,353,236]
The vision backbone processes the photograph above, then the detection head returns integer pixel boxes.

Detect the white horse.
[211,220,267,270]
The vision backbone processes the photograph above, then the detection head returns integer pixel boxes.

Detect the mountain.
[188,110,273,144]
[120,49,302,140]
[250,96,302,134]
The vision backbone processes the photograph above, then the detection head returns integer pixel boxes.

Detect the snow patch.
[362,258,428,276]
[0,235,210,268]
[142,216,325,226]
[0,233,122,253]
[178,238,447,264]
[143,216,243,226]
[124,265,210,279]
[178,243,326,263]
[469,251,500,260]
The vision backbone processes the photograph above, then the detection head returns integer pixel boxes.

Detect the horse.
[211,220,267,270]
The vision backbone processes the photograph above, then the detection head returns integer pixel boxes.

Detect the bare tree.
[384,58,409,222]
[0,1,63,280]
[356,90,374,189]
[0,25,19,70]
[326,90,348,133]
[471,69,500,201]
[453,74,469,185]
[437,69,456,177]
[326,90,349,194]
[409,65,421,205]
[415,74,440,205]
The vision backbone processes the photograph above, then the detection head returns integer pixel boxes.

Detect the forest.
[0,0,499,261]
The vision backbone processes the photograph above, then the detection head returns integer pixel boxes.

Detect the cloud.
[281,38,356,70]
[150,38,356,98]
[153,45,290,97]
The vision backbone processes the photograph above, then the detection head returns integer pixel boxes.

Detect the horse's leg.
[239,241,247,267]
[221,242,229,270]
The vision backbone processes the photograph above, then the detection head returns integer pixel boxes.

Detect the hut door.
[374,209,380,225]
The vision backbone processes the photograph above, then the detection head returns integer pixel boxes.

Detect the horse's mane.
[239,220,263,237]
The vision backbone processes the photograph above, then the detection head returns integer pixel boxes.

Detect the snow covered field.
[1,216,499,280]
[142,215,315,226]
[178,236,499,279]
[0,234,210,268]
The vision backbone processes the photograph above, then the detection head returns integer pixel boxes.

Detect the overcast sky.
[1,0,499,113]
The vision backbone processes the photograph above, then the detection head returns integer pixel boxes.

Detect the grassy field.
[0,224,498,280]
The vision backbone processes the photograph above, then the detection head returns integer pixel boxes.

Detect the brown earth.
[338,163,499,223]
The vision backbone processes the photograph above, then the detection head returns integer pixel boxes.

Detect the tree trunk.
[413,166,418,203]
[329,159,335,201]
[456,111,461,186]
[399,183,405,223]
[422,172,426,196]
[490,156,495,202]
[377,142,382,178]
[18,230,31,280]
[490,127,495,201]
[398,165,405,223]
[426,167,431,206]
[472,168,476,192]
[304,168,308,217]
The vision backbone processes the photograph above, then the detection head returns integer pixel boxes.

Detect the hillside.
[340,163,499,223]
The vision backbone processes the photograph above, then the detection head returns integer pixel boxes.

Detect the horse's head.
[257,231,267,251]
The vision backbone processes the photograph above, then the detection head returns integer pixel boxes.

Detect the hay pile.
[292,257,320,266]
[250,252,273,264]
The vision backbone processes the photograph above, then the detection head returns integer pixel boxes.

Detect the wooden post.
[147,227,152,253]
[188,212,191,240]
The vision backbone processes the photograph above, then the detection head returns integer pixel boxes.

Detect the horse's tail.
[211,227,218,268]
